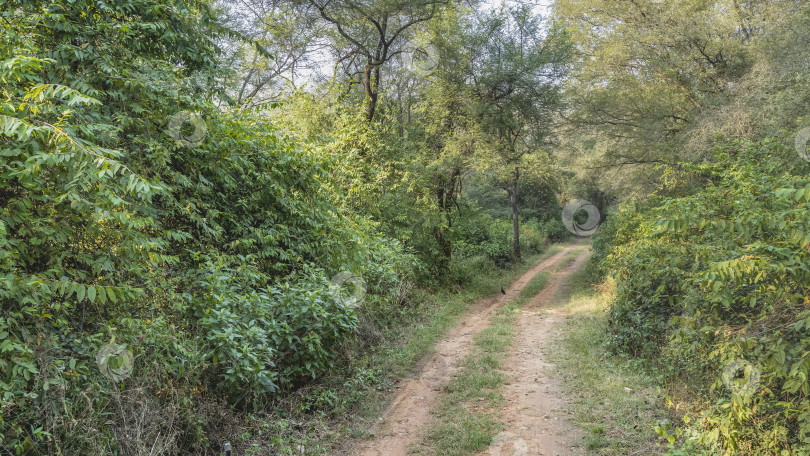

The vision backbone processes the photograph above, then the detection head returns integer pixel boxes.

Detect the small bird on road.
[500,287,506,294]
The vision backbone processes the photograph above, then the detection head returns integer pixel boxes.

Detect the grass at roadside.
[549,266,670,455]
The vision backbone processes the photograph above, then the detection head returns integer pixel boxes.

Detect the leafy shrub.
[192,262,360,398]
[602,140,810,454]
[453,213,552,268]
[519,218,549,254]
[453,213,514,266]
[587,203,646,280]
[607,240,688,358]
[448,255,500,286]
[535,217,570,243]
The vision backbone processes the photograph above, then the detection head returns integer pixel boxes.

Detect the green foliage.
[608,240,687,358]
[452,213,550,269]
[0,0,419,452]
[587,203,647,280]
[555,0,810,195]
[193,262,349,397]
[600,140,810,454]
[453,214,513,267]
[532,217,570,243]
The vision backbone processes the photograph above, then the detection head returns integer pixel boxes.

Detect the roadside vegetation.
[552,268,670,455]
[553,0,810,453]
[587,141,810,455]
[230,249,558,454]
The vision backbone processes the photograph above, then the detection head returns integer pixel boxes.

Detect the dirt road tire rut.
[350,243,590,456]
[488,247,590,456]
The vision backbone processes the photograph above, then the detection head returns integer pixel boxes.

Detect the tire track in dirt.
[349,243,586,456]
[485,245,591,456]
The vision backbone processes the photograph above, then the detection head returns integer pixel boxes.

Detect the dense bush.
[607,240,689,358]
[587,203,646,280]
[600,140,810,454]
[452,213,552,268]
[534,217,570,243]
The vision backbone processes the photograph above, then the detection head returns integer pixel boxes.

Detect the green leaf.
[97,286,107,305]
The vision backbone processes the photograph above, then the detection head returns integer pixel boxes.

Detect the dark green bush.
[606,240,688,358]
[452,213,552,268]
[453,213,514,266]
[601,140,810,454]
[587,203,646,280]
[448,255,499,286]
[536,217,570,243]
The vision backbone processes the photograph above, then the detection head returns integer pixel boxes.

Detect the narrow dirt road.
[486,245,590,456]
[350,242,590,456]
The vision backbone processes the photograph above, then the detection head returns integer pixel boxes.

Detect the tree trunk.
[433,225,451,272]
[510,167,521,260]
[364,64,380,121]
[433,168,460,273]
[433,185,450,272]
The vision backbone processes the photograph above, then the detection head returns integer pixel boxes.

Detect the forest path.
[350,240,590,456]
[481,245,591,456]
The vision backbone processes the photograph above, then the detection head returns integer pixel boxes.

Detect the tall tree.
[468,6,569,258]
[306,0,450,120]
